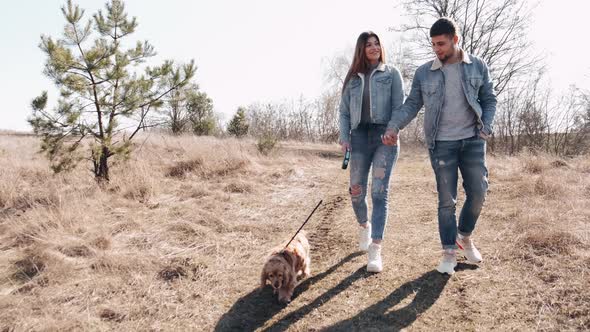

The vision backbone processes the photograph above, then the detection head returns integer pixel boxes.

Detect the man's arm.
[389,67,405,126]
[382,68,424,145]
[387,68,424,133]
[478,60,497,136]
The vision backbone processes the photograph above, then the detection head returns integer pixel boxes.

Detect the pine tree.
[186,89,216,136]
[227,107,249,137]
[29,0,195,182]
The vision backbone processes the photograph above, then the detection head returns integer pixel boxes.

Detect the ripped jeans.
[349,124,399,240]
[429,137,489,249]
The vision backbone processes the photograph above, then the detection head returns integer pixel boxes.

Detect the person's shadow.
[320,263,477,331]
[261,263,475,332]
[214,252,364,332]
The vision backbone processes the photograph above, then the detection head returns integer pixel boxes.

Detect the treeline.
[224,0,590,156]
[31,0,588,183]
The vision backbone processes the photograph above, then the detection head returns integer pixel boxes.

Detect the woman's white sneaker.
[358,223,371,252]
[367,243,383,273]
[437,249,457,275]
[456,234,482,263]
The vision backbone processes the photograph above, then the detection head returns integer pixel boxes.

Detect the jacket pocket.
[375,76,392,85]
[467,76,483,95]
[421,83,438,107]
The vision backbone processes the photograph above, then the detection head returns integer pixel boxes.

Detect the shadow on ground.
[214,252,363,332]
[261,266,372,332]
[320,269,451,331]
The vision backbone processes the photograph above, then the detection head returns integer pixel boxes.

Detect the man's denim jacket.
[388,50,497,150]
[339,63,404,143]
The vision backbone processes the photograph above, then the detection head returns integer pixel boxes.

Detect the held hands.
[381,129,398,146]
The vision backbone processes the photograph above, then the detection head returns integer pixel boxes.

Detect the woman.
[338,31,404,273]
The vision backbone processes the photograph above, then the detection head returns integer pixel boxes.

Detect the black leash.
[284,200,323,249]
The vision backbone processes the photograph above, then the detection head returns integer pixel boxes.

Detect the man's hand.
[381,129,398,146]
[478,130,490,140]
[340,141,351,153]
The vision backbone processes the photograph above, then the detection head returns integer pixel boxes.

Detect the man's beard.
[438,52,452,63]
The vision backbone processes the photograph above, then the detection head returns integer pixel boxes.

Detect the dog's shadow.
[213,252,363,332]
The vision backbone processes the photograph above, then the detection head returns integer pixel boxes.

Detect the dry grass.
[0,133,589,331]
[519,230,582,256]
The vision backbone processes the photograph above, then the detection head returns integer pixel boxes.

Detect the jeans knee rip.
[349,184,363,197]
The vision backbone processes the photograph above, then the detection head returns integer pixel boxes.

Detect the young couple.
[339,17,496,275]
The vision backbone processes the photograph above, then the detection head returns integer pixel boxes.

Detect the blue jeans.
[429,137,489,249]
[349,124,399,240]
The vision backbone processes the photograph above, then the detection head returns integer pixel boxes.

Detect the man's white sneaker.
[367,243,383,273]
[437,249,457,275]
[456,234,483,263]
[358,223,371,252]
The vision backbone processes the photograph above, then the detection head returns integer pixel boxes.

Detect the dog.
[260,231,311,303]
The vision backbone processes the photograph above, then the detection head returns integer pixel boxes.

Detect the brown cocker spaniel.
[260,231,311,303]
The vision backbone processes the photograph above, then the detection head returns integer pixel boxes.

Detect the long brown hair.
[342,31,385,93]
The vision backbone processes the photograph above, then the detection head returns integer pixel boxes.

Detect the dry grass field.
[0,133,589,331]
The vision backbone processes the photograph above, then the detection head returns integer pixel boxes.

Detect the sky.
[0,0,588,131]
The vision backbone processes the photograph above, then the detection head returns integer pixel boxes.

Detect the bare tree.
[494,71,550,154]
[322,52,352,91]
[314,90,340,142]
[397,0,541,95]
[550,87,590,155]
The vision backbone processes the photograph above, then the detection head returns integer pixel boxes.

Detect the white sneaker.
[437,249,457,275]
[367,243,383,273]
[358,223,371,252]
[456,234,483,263]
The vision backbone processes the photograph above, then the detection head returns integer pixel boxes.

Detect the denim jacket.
[387,50,497,149]
[339,63,404,143]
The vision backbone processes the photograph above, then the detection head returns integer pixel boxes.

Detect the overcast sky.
[1,0,588,131]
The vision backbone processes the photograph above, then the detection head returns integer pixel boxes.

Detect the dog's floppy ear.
[260,267,268,290]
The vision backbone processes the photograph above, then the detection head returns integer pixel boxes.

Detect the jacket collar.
[430,49,471,71]
[357,62,386,77]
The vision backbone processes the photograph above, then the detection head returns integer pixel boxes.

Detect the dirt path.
[2,138,587,331]
[214,150,482,331]
[212,148,590,331]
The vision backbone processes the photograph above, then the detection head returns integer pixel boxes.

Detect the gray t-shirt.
[361,63,379,125]
[436,62,477,141]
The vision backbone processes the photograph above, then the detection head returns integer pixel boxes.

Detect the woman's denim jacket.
[339,63,404,143]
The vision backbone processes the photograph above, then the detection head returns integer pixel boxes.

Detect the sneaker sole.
[437,262,457,275]
[367,265,382,273]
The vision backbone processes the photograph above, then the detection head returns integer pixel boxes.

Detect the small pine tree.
[163,83,216,135]
[29,0,195,182]
[187,90,216,136]
[227,107,249,137]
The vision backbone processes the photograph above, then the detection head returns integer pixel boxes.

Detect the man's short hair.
[430,17,458,38]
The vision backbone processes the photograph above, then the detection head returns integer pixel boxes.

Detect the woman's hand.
[340,141,351,153]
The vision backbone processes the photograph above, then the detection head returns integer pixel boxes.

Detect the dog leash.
[283,200,323,249]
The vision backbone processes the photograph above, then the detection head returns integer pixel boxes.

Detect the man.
[383,17,497,275]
